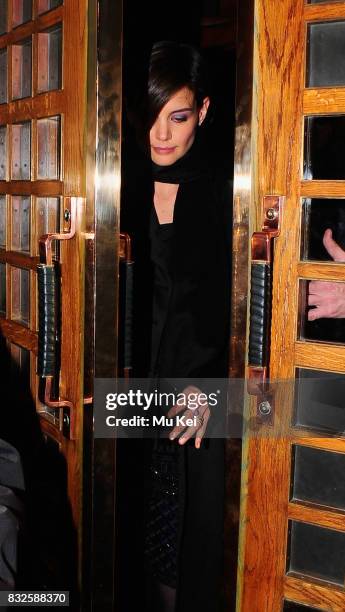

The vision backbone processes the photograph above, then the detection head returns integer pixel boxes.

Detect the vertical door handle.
[119,233,134,378]
[248,196,284,394]
[37,197,79,438]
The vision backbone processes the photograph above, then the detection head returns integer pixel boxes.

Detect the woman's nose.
[155,119,171,141]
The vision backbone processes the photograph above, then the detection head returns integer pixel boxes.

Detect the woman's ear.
[198,97,210,126]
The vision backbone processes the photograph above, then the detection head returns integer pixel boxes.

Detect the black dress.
[149,212,174,377]
[123,162,232,612]
[144,212,180,590]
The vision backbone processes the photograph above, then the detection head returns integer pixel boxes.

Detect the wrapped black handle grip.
[37,264,57,377]
[248,262,272,368]
[123,261,133,369]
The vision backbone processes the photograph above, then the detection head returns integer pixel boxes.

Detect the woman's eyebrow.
[170,107,194,113]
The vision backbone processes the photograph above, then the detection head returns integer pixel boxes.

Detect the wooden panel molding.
[288,502,345,532]
[304,88,345,115]
[0,316,38,352]
[295,341,345,372]
[285,575,345,611]
[298,262,345,281]
[292,435,345,453]
[301,181,345,198]
[304,3,345,23]
[0,181,63,196]
[0,92,65,124]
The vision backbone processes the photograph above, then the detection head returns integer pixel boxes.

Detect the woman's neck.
[153,181,179,224]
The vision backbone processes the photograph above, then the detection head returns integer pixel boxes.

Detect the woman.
[123,41,231,612]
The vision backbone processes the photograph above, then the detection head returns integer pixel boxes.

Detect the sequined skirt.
[144,437,179,589]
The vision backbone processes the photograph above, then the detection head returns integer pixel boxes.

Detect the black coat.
[121,168,232,612]
[150,174,231,381]
[156,173,231,612]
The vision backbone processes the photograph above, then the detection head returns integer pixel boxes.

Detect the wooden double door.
[0,0,121,606]
[4,0,345,610]
[236,0,345,610]
[0,0,90,598]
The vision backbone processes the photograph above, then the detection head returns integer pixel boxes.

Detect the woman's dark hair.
[147,41,210,128]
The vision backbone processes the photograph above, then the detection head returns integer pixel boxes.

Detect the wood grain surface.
[0,0,88,593]
[238,0,345,610]
[285,575,345,610]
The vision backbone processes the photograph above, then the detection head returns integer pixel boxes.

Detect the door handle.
[75,231,134,409]
[248,195,284,396]
[37,197,79,438]
[119,232,133,378]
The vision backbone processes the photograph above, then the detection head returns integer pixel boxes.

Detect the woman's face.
[149,87,209,166]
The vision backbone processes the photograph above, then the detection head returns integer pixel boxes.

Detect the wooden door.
[237,0,345,610]
[0,0,87,597]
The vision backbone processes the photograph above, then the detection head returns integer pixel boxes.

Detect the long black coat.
[120,167,232,612]
[156,174,231,612]
[150,174,231,381]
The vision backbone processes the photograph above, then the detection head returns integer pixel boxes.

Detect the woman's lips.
[152,146,176,155]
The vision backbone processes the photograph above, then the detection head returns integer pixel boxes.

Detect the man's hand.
[323,228,345,262]
[308,229,345,320]
[167,385,210,449]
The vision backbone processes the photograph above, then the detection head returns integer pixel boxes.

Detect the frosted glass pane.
[11,266,30,326]
[292,445,345,510]
[299,279,345,344]
[12,38,32,100]
[308,0,340,3]
[0,262,5,314]
[301,198,345,262]
[0,49,7,104]
[307,21,345,88]
[11,196,30,252]
[0,1,7,35]
[10,343,30,384]
[304,116,345,181]
[11,122,31,180]
[288,521,345,586]
[37,117,60,179]
[12,0,32,28]
[284,602,324,612]
[38,0,62,14]
[37,25,62,93]
[0,195,6,246]
[294,368,345,435]
[36,197,60,257]
[0,125,6,180]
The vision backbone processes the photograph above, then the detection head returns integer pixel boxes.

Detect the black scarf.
[151,130,210,184]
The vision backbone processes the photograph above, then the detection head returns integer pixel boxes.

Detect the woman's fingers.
[166,385,201,418]
[169,407,210,448]
[168,409,193,440]
[195,409,210,449]
[169,408,201,442]
[167,402,186,418]
[167,386,211,446]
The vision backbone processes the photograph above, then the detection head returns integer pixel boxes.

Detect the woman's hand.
[166,385,210,449]
[308,229,345,320]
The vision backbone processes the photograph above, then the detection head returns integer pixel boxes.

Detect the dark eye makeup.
[172,114,189,122]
